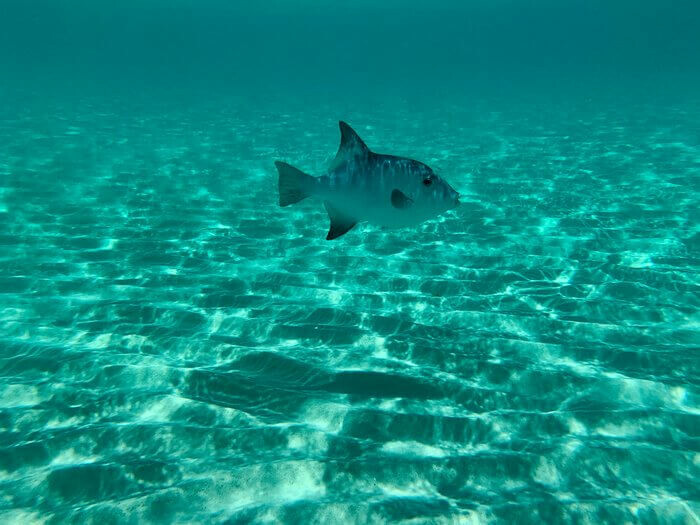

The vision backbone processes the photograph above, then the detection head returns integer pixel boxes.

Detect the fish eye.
[423,178,432,186]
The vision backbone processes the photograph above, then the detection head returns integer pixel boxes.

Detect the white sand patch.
[101,238,116,250]
[413,302,429,313]
[50,449,99,467]
[355,334,387,358]
[377,475,442,501]
[539,217,559,234]
[553,356,598,376]
[555,268,575,284]
[0,384,43,408]
[619,251,654,268]
[300,401,349,434]
[121,334,149,349]
[209,310,224,333]
[286,430,328,455]
[68,330,88,345]
[44,415,81,429]
[314,288,346,305]
[0,509,48,525]
[382,440,446,458]
[87,333,112,349]
[595,422,639,438]
[378,399,399,411]
[489,419,511,443]
[669,386,700,415]
[497,317,530,339]
[213,461,327,515]
[136,395,187,423]
[533,457,562,487]
[566,418,587,435]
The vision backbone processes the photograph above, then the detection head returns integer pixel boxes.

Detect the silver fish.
[275,121,460,240]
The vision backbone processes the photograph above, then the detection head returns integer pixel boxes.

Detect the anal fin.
[324,201,357,240]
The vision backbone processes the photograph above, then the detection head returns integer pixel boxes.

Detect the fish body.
[276,121,459,240]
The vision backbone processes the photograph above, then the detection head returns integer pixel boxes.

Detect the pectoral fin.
[324,201,357,240]
[391,189,414,209]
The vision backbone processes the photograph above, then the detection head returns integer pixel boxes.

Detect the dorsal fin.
[330,121,370,170]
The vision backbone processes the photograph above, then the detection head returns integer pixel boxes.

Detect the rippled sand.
[0,95,698,523]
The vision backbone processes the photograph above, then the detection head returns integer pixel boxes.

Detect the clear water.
[1,2,699,524]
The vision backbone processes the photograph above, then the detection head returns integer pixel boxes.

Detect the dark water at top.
[0,1,698,524]
[3,0,699,98]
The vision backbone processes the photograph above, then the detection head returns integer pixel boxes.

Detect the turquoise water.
[2,2,700,524]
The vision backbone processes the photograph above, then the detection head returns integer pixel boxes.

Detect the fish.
[275,121,460,240]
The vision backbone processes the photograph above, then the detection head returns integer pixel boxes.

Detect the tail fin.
[275,161,315,207]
